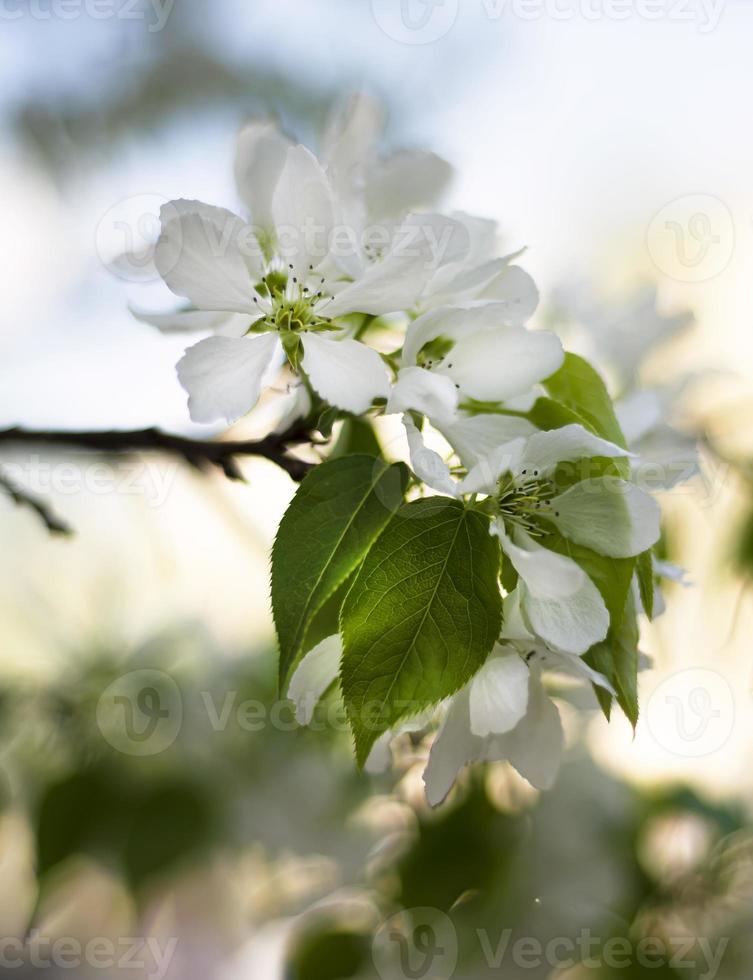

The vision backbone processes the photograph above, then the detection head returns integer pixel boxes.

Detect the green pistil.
[253,272,335,341]
[416,335,454,369]
[496,472,557,537]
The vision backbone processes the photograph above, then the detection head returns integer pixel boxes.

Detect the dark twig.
[0,468,72,536]
[0,423,316,483]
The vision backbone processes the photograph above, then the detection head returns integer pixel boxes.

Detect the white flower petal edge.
[386,366,459,424]
[438,414,537,468]
[287,634,342,726]
[457,438,527,495]
[402,304,564,404]
[155,200,262,312]
[493,524,610,655]
[325,213,467,318]
[402,417,459,498]
[549,478,661,558]
[271,144,336,277]
[488,666,564,791]
[234,120,293,231]
[516,424,632,477]
[423,661,564,807]
[478,264,540,324]
[364,148,454,221]
[177,333,282,425]
[129,306,252,338]
[530,645,617,696]
[301,333,390,415]
[468,649,530,737]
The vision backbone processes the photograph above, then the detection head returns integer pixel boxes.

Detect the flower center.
[252,266,335,335]
[496,469,557,536]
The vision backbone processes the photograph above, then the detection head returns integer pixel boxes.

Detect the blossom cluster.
[136,94,690,805]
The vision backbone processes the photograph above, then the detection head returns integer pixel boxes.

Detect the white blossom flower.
[400,422,660,653]
[422,637,614,807]
[138,144,467,423]
[386,303,564,434]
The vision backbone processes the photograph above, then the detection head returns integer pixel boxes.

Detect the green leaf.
[540,530,637,724]
[636,549,654,620]
[330,417,383,460]
[543,353,627,449]
[586,593,641,729]
[527,396,591,432]
[272,455,409,690]
[340,498,502,766]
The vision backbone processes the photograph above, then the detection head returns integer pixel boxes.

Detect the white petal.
[365,149,453,220]
[494,525,609,654]
[404,304,525,366]
[423,687,484,808]
[364,732,394,774]
[616,388,665,444]
[655,560,691,585]
[530,646,616,695]
[386,366,458,424]
[427,257,509,306]
[495,524,582,597]
[403,305,562,402]
[457,438,526,495]
[442,326,564,403]
[271,145,336,276]
[469,649,530,737]
[517,424,632,477]
[322,92,383,196]
[287,634,342,726]
[301,334,390,414]
[271,384,313,434]
[500,589,534,642]
[155,200,260,312]
[486,670,564,791]
[234,120,293,230]
[438,414,537,468]
[177,333,281,424]
[402,416,459,497]
[130,306,253,338]
[477,264,540,324]
[630,425,699,489]
[325,213,465,318]
[549,478,661,558]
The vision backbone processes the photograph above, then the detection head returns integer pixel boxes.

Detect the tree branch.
[0,423,316,483]
[0,468,72,536]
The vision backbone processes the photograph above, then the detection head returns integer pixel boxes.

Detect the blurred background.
[1,0,753,976]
